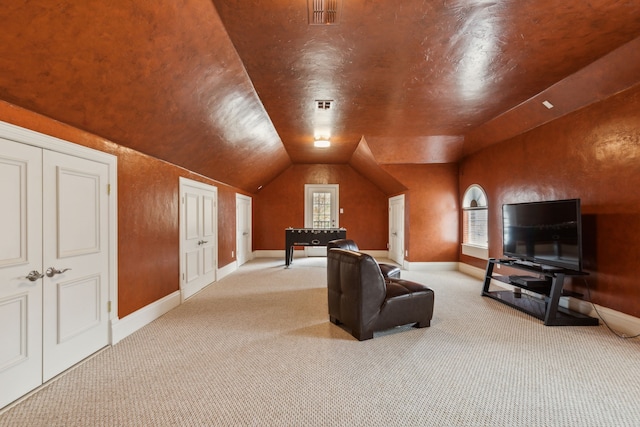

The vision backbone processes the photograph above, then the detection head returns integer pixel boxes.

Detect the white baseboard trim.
[405,261,459,271]
[253,249,321,259]
[362,250,389,259]
[111,290,181,345]
[458,262,486,280]
[562,298,640,337]
[218,260,237,280]
[457,262,640,337]
[254,249,287,258]
[254,249,390,261]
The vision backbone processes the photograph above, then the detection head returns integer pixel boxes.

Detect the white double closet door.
[180,178,217,301]
[0,138,109,408]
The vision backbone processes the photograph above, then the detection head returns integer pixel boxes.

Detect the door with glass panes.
[304,184,339,255]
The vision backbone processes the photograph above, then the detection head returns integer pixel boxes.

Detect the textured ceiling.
[0,0,639,192]
[212,0,640,165]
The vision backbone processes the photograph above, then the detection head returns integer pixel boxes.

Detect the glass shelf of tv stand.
[482,259,598,326]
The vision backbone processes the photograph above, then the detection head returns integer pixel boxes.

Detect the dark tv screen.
[502,199,582,271]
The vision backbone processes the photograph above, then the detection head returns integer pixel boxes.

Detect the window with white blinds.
[463,208,488,246]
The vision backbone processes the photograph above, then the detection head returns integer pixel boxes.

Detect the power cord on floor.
[583,278,640,339]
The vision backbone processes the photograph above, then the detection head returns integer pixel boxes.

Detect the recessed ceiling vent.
[316,100,333,110]
[308,0,342,25]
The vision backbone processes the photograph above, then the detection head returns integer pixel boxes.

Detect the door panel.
[185,249,201,283]
[203,195,215,237]
[0,156,29,266]
[56,169,100,257]
[0,139,43,408]
[185,193,200,240]
[0,295,28,368]
[203,246,215,275]
[42,150,109,381]
[57,275,102,343]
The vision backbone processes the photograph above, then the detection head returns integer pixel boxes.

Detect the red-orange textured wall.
[459,84,640,317]
[0,101,242,318]
[383,164,460,262]
[117,151,181,315]
[254,164,388,251]
[218,185,241,266]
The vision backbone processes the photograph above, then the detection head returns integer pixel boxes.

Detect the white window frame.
[461,184,489,259]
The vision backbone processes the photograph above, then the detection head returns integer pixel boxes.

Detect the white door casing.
[0,139,43,408]
[389,195,405,266]
[304,184,339,229]
[180,178,217,300]
[236,194,252,266]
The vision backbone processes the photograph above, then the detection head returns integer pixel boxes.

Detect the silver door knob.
[46,267,71,277]
[197,240,209,245]
[26,270,45,281]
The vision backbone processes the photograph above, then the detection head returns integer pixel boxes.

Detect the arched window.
[462,184,488,259]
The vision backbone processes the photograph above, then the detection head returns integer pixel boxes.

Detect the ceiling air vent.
[316,100,333,110]
[308,0,342,25]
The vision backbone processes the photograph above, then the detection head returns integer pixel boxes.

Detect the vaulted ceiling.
[1,1,639,192]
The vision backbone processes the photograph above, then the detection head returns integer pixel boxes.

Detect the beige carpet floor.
[1,257,639,426]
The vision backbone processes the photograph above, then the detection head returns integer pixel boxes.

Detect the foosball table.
[284,228,347,267]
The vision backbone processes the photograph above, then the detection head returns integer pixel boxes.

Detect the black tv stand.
[482,259,598,326]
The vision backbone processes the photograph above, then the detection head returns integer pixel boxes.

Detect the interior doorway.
[388,194,405,266]
[236,194,252,266]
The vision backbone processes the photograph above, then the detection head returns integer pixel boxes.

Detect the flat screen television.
[502,199,582,271]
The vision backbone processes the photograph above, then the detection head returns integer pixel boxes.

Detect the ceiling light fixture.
[314,138,331,148]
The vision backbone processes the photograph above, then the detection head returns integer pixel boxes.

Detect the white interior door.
[0,139,43,408]
[236,194,252,266]
[42,150,110,381]
[389,195,405,265]
[180,178,217,300]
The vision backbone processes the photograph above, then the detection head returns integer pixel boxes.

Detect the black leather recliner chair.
[327,248,434,341]
[326,239,401,278]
